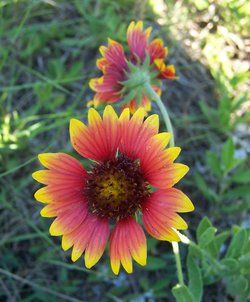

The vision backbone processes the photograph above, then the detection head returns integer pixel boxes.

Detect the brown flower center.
[85,154,150,219]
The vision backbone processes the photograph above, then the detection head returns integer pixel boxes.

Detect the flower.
[32,105,194,274]
[89,21,176,113]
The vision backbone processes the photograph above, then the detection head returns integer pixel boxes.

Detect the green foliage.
[187,246,203,301]
[172,284,195,302]
[199,72,249,134]
[184,218,250,301]
[195,138,250,214]
[191,0,250,135]
[171,245,204,302]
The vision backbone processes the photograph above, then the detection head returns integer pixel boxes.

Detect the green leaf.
[230,72,250,88]
[206,151,221,177]
[196,217,212,242]
[225,275,248,296]
[221,138,234,172]
[66,62,83,78]
[193,173,218,202]
[239,253,250,271]
[214,231,230,255]
[188,243,203,258]
[226,228,248,258]
[172,284,194,302]
[224,185,250,200]
[218,97,231,131]
[220,258,239,273]
[199,100,217,126]
[232,92,249,111]
[232,170,250,184]
[34,83,53,104]
[198,227,217,249]
[187,246,203,302]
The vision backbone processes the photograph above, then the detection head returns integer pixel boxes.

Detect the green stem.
[144,82,175,147]
[172,242,184,286]
[144,82,184,286]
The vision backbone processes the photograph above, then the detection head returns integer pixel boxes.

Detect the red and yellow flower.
[89,21,176,113]
[33,106,193,274]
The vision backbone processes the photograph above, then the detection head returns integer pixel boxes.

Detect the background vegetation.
[0,0,249,301]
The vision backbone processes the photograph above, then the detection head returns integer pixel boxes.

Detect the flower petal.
[36,153,86,175]
[96,58,108,72]
[119,108,158,159]
[40,199,85,217]
[154,59,176,79]
[90,39,127,106]
[142,209,180,241]
[139,135,181,178]
[126,94,152,114]
[32,170,85,186]
[105,38,127,70]
[40,204,57,217]
[33,153,86,206]
[142,189,194,241]
[145,188,194,213]
[62,214,109,266]
[127,21,152,61]
[148,38,167,63]
[85,218,109,268]
[110,218,147,275]
[34,186,83,204]
[70,105,120,162]
[143,114,159,134]
[64,214,99,261]
[93,91,121,104]
[147,163,189,188]
[90,69,123,93]
[49,201,88,236]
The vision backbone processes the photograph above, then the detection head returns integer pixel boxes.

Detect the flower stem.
[144,82,184,286]
[172,242,184,286]
[143,82,175,147]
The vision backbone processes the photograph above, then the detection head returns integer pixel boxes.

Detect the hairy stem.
[144,82,175,147]
[144,82,184,286]
[172,242,184,286]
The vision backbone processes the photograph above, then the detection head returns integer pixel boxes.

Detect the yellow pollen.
[85,154,150,219]
[97,173,129,207]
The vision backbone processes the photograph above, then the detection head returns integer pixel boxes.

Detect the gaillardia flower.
[89,21,176,113]
[32,106,193,274]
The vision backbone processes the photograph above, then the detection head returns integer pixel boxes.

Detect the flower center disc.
[85,154,150,220]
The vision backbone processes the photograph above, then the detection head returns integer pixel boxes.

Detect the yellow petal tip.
[32,171,39,180]
[49,221,62,236]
